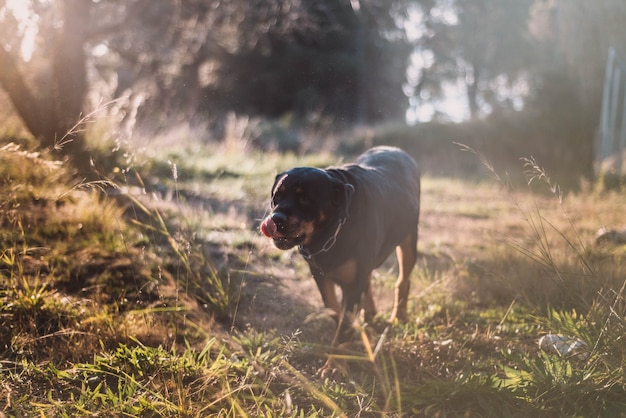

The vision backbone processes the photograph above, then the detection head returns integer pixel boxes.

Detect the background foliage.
[1,0,626,180]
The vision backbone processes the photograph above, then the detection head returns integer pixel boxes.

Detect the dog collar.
[299,216,347,260]
[298,182,354,260]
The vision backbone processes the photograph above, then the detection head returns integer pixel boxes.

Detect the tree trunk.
[354,9,369,125]
[0,0,93,178]
[49,0,92,176]
[467,64,480,119]
[0,46,49,138]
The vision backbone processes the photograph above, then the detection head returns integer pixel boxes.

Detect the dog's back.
[355,146,420,207]
[356,145,418,174]
[340,146,420,269]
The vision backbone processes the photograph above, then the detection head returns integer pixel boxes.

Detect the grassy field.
[1,128,626,417]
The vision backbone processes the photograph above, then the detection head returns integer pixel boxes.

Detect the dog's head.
[260,167,350,250]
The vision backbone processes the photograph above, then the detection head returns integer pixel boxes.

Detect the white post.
[599,47,616,163]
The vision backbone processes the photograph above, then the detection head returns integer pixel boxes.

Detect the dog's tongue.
[260,217,277,238]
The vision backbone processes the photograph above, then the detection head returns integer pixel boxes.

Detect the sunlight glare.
[5,0,38,61]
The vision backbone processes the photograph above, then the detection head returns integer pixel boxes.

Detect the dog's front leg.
[313,274,341,320]
[312,273,351,377]
[338,268,374,342]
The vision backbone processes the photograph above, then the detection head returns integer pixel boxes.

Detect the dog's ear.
[272,172,287,197]
[332,181,354,208]
[332,183,343,206]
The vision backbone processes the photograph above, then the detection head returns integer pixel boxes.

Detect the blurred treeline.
[0,0,625,181]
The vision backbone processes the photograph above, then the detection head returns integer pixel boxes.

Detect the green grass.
[1,129,626,417]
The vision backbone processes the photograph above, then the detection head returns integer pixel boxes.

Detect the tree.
[529,0,626,108]
[407,0,535,119]
[195,0,412,124]
[0,0,92,175]
[0,0,167,176]
[1,0,414,165]
[103,0,413,126]
[0,0,313,173]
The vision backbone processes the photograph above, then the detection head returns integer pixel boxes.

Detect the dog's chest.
[307,257,357,286]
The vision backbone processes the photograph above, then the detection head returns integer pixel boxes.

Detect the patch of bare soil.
[229,251,336,342]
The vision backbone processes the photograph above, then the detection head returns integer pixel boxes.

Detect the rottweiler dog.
[260,146,420,341]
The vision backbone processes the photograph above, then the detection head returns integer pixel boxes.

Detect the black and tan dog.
[260,146,420,341]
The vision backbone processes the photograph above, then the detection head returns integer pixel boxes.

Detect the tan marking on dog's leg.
[317,277,341,319]
[390,232,417,323]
